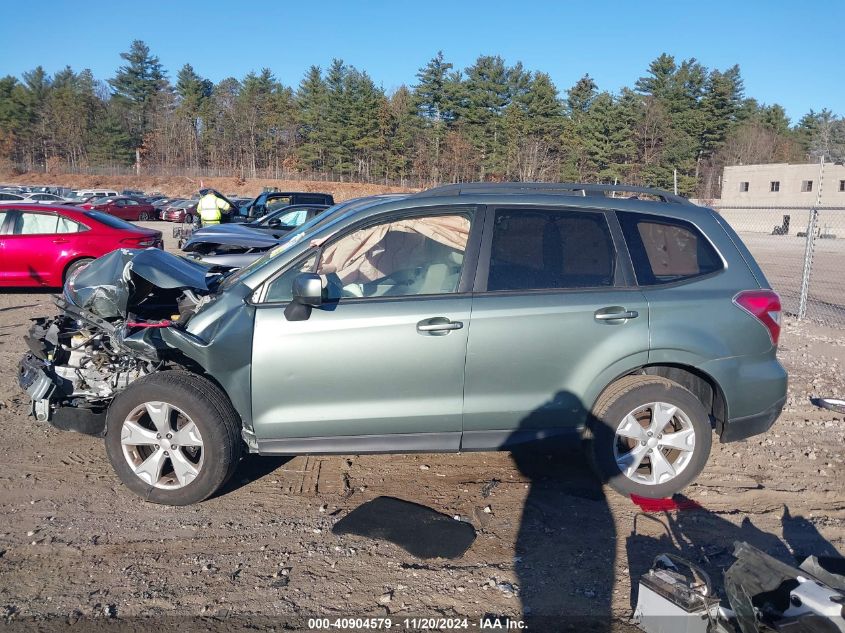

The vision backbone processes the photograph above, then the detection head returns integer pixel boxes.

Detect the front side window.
[487,208,616,291]
[618,212,723,285]
[317,212,472,299]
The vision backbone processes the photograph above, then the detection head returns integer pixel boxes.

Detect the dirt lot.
[0,223,843,631]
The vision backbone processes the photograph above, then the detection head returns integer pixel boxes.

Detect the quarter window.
[618,212,723,285]
[264,254,318,303]
[487,209,615,291]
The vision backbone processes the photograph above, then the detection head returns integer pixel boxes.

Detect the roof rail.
[411,182,692,205]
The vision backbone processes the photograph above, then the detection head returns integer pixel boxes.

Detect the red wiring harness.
[125,320,173,329]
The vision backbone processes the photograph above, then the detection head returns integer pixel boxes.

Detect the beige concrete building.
[714,162,845,234]
[721,162,845,208]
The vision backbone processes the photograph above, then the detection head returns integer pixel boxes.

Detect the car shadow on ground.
[510,443,620,631]
[212,454,294,498]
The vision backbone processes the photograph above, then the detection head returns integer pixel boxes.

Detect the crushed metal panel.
[65,248,214,320]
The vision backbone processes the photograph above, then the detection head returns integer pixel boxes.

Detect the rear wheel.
[104,372,242,505]
[589,375,712,499]
[63,258,94,284]
[184,213,194,224]
[138,211,150,221]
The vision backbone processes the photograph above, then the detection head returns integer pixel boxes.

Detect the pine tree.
[295,66,329,170]
[88,109,133,166]
[175,64,212,168]
[414,51,454,122]
[108,40,169,164]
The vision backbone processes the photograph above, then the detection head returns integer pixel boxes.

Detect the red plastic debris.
[630,494,703,512]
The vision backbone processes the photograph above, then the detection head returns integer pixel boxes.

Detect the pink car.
[0,204,163,287]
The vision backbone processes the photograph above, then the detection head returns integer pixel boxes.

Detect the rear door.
[461,205,650,448]
[109,199,130,219]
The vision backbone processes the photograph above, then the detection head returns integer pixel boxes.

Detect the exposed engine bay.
[18,248,221,434]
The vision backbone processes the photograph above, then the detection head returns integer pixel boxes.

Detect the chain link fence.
[714,205,845,324]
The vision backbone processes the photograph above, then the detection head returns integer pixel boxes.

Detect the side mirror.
[268,218,281,228]
[292,272,323,307]
[285,273,323,321]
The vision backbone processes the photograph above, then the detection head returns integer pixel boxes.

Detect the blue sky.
[1,0,841,123]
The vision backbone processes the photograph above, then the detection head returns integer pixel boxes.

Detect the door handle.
[594,308,639,321]
[52,238,69,244]
[417,317,463,335]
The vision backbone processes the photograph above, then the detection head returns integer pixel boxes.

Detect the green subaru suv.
[19,183,787,505]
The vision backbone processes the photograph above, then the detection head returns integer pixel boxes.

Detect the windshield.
[84,210,139,230]
[87,196,112,205]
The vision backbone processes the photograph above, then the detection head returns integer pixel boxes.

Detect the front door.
[462,206,649,449]
[250,206,481,453]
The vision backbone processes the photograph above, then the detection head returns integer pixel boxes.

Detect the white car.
[21,193,69,204]
[69,189,119,202]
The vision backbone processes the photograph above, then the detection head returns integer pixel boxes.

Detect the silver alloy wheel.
[120,401,204,490]
[613,401,696,486]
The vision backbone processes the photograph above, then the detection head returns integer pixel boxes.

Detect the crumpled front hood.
[65,248,214,319]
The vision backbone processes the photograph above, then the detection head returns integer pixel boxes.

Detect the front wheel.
[137,211,150,221]
[104,372,242,505]
[589,375,712,499]
[184,213,194,224]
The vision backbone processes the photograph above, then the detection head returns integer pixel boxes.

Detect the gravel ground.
[0,226,842,631]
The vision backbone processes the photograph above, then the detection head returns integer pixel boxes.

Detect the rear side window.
[487,208,616,291]
[618,212,722,285]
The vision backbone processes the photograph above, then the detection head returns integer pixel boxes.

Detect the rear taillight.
[733,290,782,346]
[120,237,157,247]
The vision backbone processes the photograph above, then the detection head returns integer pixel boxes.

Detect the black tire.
[184,213,193,224]
[104,371,242,505]
[63,257,94,284]
[138,211,150,221]
[589,375,712,499]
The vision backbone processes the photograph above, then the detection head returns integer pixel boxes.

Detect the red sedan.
[0,204,163,287]
[162,199,199,223]
[80,196,156,221]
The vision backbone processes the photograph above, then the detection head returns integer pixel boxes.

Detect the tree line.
[1,40,843,197]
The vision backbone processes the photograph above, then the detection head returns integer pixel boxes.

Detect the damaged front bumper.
[18,248,223,437]
[18,352,106,436]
